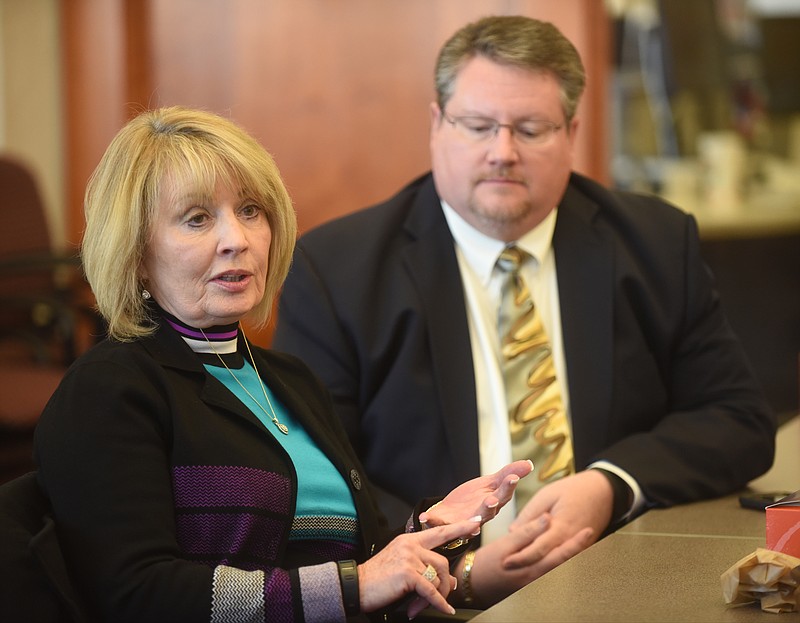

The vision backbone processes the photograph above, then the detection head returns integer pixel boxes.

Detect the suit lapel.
[400,177,480,482]
[255,352,349,465]
[196,339,344,450]
[554,182,614,466]
[150,319,362,470]
[143,323,275,434]
[198,371,269,432]
[392,173,616,479]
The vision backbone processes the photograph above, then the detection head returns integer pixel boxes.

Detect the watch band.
[337,559,360,616]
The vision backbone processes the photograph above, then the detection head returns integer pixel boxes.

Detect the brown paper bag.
[721,547,800,613]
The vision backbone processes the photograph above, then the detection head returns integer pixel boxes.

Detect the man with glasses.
[274,15,774,606]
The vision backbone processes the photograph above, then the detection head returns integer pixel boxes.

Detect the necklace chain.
[200,327,289,435]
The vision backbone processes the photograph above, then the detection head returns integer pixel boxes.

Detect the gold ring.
[422,564,437,582]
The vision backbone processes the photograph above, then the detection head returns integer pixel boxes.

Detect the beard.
[468,169,533,227]
[458,166,559,242]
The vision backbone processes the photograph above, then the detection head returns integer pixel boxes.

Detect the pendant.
[275,421,289,435]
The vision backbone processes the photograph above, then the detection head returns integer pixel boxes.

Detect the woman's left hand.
[358,518,483,618]
[419,460,534,528]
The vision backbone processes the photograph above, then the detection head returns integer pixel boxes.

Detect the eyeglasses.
[441,111,563,146]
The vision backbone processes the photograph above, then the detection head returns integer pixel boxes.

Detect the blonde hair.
[81,106,297,341]
[435,15,586,122]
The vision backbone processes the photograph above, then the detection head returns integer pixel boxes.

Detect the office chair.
[0,155,99,484]
[0,471,88,622]
[0,154,90,365]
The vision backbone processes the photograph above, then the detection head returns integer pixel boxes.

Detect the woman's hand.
[420,460,533,528]
[358,517,482,618]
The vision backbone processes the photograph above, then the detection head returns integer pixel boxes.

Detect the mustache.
[477,168,525,183]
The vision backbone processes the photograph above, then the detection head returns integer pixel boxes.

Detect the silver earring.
[142,289,151,300]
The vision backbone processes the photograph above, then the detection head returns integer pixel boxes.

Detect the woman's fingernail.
[527,460,535,471]
[509,476,519,486]
[470,515,482,522]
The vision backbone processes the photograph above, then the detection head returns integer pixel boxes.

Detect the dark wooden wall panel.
[64,0,610,236]
[62,0,128,246]
[62,0,610,343]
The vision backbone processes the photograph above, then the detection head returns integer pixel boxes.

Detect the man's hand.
[503,469,613,570]
[463,513,593,605]
[458,470,611,605]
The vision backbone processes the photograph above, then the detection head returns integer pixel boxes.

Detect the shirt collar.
[441,200,558,285]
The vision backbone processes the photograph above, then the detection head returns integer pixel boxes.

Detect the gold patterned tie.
[497,246,574,507]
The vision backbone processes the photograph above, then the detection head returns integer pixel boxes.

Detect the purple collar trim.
[164,318,239,341]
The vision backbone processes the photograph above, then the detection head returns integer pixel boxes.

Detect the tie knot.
[496,246,527,274]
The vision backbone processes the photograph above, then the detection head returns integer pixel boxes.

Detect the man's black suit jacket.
[274,171,775,524]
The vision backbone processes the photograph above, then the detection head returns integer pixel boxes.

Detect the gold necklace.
[200,327,289,435]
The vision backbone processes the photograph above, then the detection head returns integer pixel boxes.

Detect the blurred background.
[0,0,798,481]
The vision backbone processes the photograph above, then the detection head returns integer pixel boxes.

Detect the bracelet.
[336,559,360,616]
[462,549,477,606]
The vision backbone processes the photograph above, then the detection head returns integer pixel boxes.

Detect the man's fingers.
[504,523,594,570]
[520,527,595,576]
[501,514,555,569]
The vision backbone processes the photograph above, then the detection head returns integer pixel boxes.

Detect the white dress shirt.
[441,201,644,543]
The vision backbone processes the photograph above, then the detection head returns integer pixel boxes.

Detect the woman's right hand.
[358,517,482,618]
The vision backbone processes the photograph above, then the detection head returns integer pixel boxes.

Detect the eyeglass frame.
[440,109,564,146]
